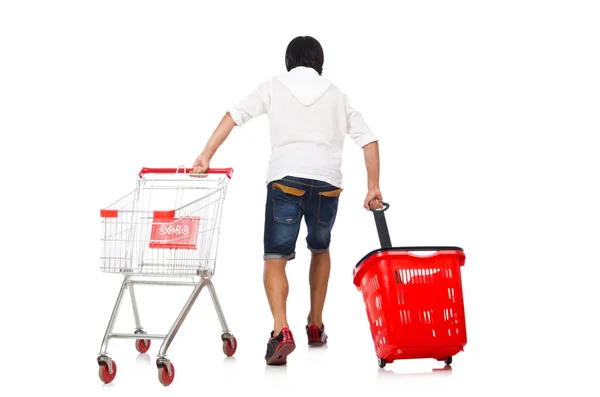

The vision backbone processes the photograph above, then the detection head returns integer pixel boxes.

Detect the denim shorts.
[263,176,342,261]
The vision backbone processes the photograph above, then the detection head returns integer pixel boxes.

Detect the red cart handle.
[138,167,233,179]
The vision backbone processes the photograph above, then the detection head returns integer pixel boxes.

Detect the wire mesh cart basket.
[353,203,467,369]
[97,166,236,386]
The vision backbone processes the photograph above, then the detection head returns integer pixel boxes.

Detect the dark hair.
[285,36,324,75]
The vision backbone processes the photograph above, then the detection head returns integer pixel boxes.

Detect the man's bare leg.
[264,258,289,335]
[307,250,331,328]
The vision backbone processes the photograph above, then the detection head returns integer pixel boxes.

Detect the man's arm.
[343,94,383,210]
[192,112,237,174]
[363,141,383,210]
[192,80,270,174]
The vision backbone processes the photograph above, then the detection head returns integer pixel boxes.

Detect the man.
[192,36,383,365]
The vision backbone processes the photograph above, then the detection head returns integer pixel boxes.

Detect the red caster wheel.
[98,359,117,384]
[223,337,237,356]
[158,362,175,386]
[135,339,151,353]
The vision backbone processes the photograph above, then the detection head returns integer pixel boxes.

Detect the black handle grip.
[371,202,392,249]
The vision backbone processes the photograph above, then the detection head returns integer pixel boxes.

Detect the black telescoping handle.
[371,202,392,249]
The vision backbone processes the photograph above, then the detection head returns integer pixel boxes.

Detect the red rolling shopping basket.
[353,203,467,368]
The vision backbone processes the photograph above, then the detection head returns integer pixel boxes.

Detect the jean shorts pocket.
[272,182,304,224]
[317,188,342,225]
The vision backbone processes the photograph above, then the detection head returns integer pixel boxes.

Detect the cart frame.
[96,167,236,386]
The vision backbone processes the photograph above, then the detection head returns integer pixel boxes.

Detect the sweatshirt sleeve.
[344,95,378,147]
[226,79,271,126]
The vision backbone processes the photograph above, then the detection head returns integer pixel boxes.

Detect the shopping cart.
[353,203,467,368]
[97,166,235,386]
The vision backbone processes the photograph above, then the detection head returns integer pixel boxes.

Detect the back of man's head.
[285,36,324,75]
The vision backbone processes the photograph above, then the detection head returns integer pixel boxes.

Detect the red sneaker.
[306,324,328,346]
[265,327,296,365]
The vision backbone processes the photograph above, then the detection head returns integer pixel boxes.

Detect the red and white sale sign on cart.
[149,210,200,249]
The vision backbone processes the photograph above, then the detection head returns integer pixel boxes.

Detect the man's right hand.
[192,154,210,175]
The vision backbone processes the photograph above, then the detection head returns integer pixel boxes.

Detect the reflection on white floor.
[377,364,453,379]
[77,311,590,397]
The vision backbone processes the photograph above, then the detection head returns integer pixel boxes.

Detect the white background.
[1,0,599,395]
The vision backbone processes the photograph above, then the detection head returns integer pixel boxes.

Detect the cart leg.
[129,283,152,353]
[206,279,230,333]
[156,278,208,365]
[206,278,234,346]
[99,276,130,356]
[129,283,144,332]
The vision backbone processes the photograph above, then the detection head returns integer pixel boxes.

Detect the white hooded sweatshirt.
[227,66,377,188]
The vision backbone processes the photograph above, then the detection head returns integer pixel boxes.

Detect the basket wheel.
[98,359,117,384]
[444,356,453,365]
[135,338,151,354]
[158,362,175,386]
[223,336,237,357]
[378,357,386,368]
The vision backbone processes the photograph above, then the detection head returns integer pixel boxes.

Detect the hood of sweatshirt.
[275,66,332,106]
